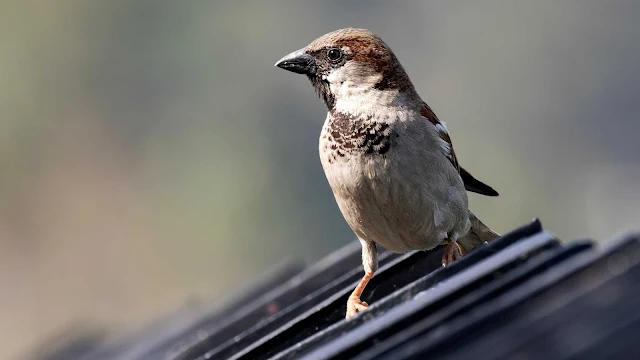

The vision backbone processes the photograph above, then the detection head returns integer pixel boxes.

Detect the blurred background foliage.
[1,1,639,358]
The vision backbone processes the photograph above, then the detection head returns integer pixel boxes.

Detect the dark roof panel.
[35,220,640,360]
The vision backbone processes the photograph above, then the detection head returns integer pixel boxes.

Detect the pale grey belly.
[323,155,470,253]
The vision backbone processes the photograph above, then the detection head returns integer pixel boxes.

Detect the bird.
[275,28,500,319]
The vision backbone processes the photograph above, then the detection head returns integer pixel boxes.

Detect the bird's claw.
[442,240,464,267]
[346,296,369,319]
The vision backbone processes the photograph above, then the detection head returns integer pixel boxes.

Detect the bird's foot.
[346,296,369,319]
[442,240,464,267]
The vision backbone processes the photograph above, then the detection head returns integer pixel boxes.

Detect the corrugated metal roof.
[37,220,640,359]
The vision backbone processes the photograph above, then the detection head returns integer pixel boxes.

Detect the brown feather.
[420,103,498,197]
[419,103,460,171]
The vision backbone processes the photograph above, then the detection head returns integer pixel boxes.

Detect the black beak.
[275,49,316,75]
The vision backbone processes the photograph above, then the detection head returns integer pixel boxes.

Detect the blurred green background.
[1,1,639,358]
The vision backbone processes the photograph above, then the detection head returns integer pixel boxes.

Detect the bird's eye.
[327,48,343,62]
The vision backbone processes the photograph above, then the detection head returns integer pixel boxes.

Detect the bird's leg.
[346,240,377,319]
[346,272,372,318]
[442,239,464,267]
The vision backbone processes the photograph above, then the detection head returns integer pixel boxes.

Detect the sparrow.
[275,28,500,319]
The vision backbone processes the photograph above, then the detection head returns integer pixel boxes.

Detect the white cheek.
[326,66,349,86]
[325,62,403,117]
[327,63,383,100]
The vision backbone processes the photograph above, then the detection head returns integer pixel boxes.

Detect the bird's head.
[275,28,416,111]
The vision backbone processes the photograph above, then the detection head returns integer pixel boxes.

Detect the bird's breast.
[318,110,470,252]
[319,111,396,166]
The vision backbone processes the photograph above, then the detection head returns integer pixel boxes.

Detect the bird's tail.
[458,211,500,253]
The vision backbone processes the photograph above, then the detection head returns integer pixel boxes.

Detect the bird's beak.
[275,49,316,75]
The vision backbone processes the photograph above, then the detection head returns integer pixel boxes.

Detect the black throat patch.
[322,111,394,163]
[308,75,335,109]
